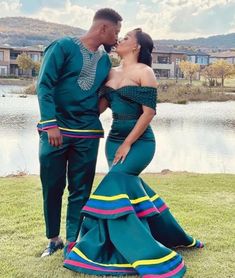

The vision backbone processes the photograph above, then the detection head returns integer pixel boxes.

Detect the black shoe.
[41,240,64,257]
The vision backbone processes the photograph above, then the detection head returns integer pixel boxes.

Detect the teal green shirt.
[37,37,111,138]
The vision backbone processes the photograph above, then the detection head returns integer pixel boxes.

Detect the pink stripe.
[64,259,135,273]
[38,125,58,130]
[158,204,168,213]
[199,242,204,248]
[61,134,103,138]
[137,207,159,217]
[83,206,134,215]
[143,261,185,278]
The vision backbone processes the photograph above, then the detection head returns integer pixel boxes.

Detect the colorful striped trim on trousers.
[82,193,168,219]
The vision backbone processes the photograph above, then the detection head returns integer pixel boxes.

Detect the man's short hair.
[93,8,122,24]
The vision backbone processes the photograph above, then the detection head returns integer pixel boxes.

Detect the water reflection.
[0,86,235,176]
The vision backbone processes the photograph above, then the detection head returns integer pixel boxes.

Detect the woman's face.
[116,30,139,56]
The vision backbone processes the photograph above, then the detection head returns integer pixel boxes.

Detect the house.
[209,51,235,64]
[185,50,210,66]
[152,46,210,79]
[152,46,187,78]
[0,45,43,77]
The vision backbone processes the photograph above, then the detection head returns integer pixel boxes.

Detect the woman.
[64,28,203,277]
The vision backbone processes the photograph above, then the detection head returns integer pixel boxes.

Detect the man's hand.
[47,127,63,147]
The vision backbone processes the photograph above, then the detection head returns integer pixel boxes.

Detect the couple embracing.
[37,8,203,278]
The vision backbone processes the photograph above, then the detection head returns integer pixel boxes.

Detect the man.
[37,8,122,257]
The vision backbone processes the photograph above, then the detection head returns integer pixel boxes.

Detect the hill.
[155,33,235,50]
[0,17,234,49]
[0,17,85,47]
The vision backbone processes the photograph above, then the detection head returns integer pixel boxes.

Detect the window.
[157,56,170,64]
[10,52,21,60]
[30,53,40,62]
[0,51,4,61]
[0,66,7,76]
[175,58,180,65]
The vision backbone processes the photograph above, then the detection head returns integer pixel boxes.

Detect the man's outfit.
[37,37,111,243]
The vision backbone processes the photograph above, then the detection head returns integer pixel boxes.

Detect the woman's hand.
[113,142,131,165]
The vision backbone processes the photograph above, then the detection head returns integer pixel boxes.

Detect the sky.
[1,0,235,40]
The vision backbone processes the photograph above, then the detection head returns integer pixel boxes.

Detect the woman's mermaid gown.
[64,86,203,277]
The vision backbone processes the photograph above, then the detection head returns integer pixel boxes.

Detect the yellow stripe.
[39,119,56,124]
[132,251,177,268]
[73,247,132,268]
[130,196,149,204]
[90,194,159,204]
[187,238,196,247]
[150,194,160,201]
[90,194,129,201]
[59,127,104,133]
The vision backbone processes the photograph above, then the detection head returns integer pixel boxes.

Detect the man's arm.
[37,40,65,146]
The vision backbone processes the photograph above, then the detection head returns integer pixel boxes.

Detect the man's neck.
[80,32,101,52]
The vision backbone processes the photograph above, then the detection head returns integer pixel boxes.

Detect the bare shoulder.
[138,64,158,88]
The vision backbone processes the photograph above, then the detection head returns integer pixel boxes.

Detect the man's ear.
[100,23,107,34]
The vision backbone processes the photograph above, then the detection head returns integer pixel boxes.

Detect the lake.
[0,85,235,176]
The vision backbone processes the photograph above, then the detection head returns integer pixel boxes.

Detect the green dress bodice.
[101,85,157,141]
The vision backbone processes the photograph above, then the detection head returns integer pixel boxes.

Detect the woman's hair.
[134,28,154,67]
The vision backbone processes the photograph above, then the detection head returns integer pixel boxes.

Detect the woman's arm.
[99,97,109,114]
[113,66,158,165]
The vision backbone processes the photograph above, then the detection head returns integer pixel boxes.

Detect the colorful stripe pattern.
[37,119,58,130]
[82,193,168,219]
[174,238,204,249]
[64,247,186,277]
[64,247,137,275]
[37,121,104,138]
[186,238,204,249]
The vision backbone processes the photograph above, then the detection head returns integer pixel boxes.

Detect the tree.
[110,56,120,67]
[33,61,41,75]
[201,65,217,87]
[16,53,34,76]
[179,61,200,84]
[212,59,235,87]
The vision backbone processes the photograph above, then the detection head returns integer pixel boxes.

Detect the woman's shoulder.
[136,64,158,89]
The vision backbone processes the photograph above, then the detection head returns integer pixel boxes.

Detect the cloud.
[32,0,95,29]
[1,0,234,40]
[0,0,22,17]
[135,0,235,39]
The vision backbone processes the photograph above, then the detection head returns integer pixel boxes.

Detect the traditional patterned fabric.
[73,37,103,91]
[100,85,157,111]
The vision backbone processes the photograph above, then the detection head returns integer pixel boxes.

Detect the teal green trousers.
[39,132,99,242]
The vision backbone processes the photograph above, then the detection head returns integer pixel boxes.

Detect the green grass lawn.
[0,173,234,278]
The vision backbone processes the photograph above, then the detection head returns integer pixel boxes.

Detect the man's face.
[103,21,121,46]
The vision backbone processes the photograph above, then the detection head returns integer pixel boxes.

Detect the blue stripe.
[133,201,156,212]
[37,122,57,128]
[153,198,165,208]
[86,199,131,209]
[137,255,182,275]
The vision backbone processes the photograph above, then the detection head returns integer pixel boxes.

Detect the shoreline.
[1,170,234,178]
[1,78,235,103]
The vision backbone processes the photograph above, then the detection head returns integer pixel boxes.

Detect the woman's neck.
[121,53,138,68]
